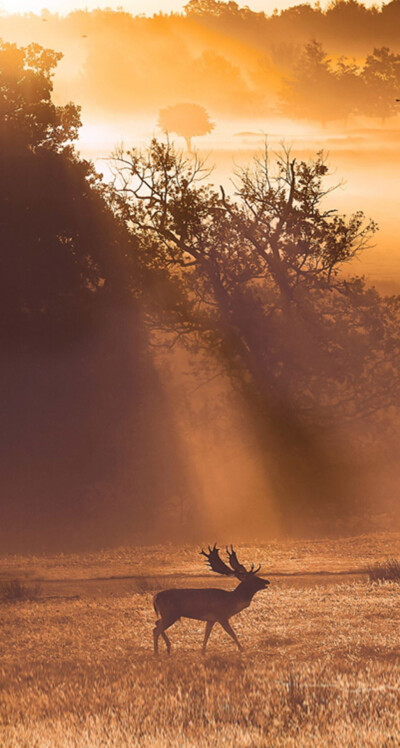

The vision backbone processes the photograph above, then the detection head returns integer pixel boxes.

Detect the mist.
[1,1,400,551]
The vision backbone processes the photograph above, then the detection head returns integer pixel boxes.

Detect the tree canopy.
[0,40,134,351]
[111,139,400,526]
[281,41,400,123]
[158,103,215,151]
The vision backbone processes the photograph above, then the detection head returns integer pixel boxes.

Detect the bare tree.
[110,139,400,527]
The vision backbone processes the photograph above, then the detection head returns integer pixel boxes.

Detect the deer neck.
[234,579,257,604]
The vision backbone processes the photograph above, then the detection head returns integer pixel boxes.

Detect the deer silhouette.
[153,544,269,654]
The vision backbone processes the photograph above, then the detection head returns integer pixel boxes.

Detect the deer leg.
[153,620,171,655]
[154,617,177,655]
[201,621,215,654]
[161,630,171,654]
[153,620,161,654]
[220,619,243,651]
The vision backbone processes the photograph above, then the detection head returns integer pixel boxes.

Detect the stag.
[153,544,269,654]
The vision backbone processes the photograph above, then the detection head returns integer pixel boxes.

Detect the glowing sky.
[0,0,384,17]
[0,0,342,18]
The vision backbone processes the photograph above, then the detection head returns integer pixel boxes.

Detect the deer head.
[200,543,269,591]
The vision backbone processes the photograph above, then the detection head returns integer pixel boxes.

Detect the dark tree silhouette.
[158,103,215,152]
[0,42,127,351]
[111,139,400,531]
[0,42,191,551]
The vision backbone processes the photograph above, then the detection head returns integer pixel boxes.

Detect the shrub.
[135,576,164,594]
[367,558,400,583]
[0,578,42,602]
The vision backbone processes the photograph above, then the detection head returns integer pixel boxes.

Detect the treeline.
[0,1,400,122]
[184,0,400,56]
[282,41,400,123]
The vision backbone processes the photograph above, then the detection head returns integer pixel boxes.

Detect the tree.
[111,139,400,530]
[184,0,240,15]
[360,47,400,120]
[0,42,80,153]
[158,103,215,152]
[0,42,191,551]
[281,40,360,124]
[0,41,128,350]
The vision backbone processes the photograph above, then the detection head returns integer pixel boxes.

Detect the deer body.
[153,546,269,654]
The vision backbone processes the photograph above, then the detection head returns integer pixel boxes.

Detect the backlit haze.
[0,0,382,17]
[0,1,397,288]
[2,0,400,548]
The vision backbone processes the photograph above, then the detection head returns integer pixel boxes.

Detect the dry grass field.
[2,534,400,747]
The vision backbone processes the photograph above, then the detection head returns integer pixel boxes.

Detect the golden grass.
[2,532,400,581]
[2,538,400,746]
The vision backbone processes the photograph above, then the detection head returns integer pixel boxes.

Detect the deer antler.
[201,544,262,579]
[226,546,262,577]
[226,545,248,576]
[200,544,235,576]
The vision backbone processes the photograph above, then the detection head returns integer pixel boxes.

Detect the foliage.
[281,41,400,123]
[110,138,400,522]
[0,39,133,351]
[0,41,80,152]
[281,40,358,123]
[184,0,241,15]
[111,138,396,427]
[158,103,214,151]
[361,47,400,120]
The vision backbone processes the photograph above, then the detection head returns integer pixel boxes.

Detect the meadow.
[2,534,400,747]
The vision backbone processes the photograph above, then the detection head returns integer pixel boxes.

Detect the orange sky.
[0,0,384,18]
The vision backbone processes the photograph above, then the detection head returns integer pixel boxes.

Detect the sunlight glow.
[0,0,338,19]
[3,1,194,16]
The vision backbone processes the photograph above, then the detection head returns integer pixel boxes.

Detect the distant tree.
[281,40,360,124]
[111,139,400,529]
[184,0,239,15]
[158,103,215,152]
[359,47,400,120]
